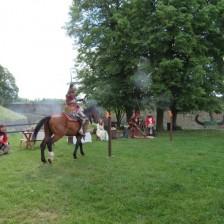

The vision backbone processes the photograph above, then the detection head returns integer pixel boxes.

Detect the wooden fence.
[5,123,38,134]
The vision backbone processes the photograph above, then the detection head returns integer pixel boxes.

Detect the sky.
[0,0,77,100]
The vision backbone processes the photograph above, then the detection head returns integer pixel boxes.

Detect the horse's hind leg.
[40,141,47,163]
[46,138,54,164]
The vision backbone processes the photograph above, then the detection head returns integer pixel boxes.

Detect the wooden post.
[170,115,173,142]
[106,112,112,157]
[108,116,112,157]
[168,110,173,142]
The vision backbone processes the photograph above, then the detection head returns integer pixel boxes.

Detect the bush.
[173,125,182,130]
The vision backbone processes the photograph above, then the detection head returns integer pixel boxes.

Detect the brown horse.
[32,106,98,163]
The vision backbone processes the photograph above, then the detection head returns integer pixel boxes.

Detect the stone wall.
[5,103,224,130]
[161,112,223,130]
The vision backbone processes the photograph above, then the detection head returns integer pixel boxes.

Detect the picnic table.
[20,130,45,148]
[20,131,34,148]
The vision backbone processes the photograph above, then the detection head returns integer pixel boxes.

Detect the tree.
[66,0,224,129]
[139,0,224,127]
[66,0,142,124]
[0,65,19,105]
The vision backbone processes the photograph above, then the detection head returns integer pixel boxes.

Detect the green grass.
[0,130,224,224]
[0,106,27,121]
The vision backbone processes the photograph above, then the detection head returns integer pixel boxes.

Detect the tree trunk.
[172,111,178,127]
[115,107,123,128]
[125,105,133,123]
[156,108,164,131]
[209,111,215,121]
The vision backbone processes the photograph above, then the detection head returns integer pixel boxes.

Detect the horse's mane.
[83,105,98,124]
[83,105,96,114]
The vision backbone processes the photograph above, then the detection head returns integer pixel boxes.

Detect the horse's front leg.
[40,141,47,163]
[73,141,80,159]
[79,142,85,156]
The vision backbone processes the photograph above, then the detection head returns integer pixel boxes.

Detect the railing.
[5,123,38,134]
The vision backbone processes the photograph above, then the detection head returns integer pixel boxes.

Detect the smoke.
[131,71,152,91]
[155,92,173,110]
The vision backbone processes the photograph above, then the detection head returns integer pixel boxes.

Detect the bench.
[195,114,224,130]
[202,121,218,130]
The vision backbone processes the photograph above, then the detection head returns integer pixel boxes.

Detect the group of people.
[0,83,154,156]
[129,111,155,138]
[65,82,155,140]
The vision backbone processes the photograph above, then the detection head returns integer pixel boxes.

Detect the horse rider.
[65,83,88,136]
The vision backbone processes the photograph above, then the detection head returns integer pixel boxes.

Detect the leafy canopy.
[0,65,19,105]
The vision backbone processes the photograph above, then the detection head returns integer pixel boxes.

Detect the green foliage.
[1,130,224,223]
[146,0,224,114]
[173,125,182,130]
[66,0,224,125]
[0,65,19,105]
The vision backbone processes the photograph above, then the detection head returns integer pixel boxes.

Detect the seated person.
[0,124,10,155]
[145,111,155,136]
[96,119,109,141]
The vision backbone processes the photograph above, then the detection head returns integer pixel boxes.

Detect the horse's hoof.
[41,159,47,163]
[48,159,52,164]
[73,156,77,159]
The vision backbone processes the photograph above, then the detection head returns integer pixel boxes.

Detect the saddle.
[61,112,79,122]
[62,105,81,122]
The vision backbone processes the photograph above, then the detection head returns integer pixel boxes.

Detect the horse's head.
[91,107,99,123]
[84,106,99,124]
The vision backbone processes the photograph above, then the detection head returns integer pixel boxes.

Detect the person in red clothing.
[65,83,80,114]
[65,83,88,135]
[145,111,155,136]
[0,124,10,155]
[128,110,140,138]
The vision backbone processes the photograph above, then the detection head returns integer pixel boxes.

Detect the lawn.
[0,130,223,224]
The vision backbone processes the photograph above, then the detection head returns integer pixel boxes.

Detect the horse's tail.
[32,116,51,143]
